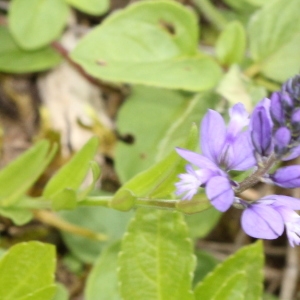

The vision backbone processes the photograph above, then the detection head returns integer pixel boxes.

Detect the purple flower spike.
[274,127,291,156]
[176,103,255,212]
[250,105,273,157]
[206,176,234,212]
[241,204,284,239]
[270,92,284,125]
[270,165,300,188]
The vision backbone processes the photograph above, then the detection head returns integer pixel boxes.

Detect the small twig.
[51,41,100,86]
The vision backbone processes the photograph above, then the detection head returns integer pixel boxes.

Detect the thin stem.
[193,0,228,31]
[16,198,52,210]
[234,154,278,194]
[50,42,124,96]
[254,77,281,92]
[244,63,261,78]
[51,41,100,86]
[135,198,178,210]
[78,196,112,207]
[34,210,107,241]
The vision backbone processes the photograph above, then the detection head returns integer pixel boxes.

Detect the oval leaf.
[0,27,61,73]
[248,0,300,81]
[85,242,121,300]
[66,0,109,15]
[216,21,246,66]
[9,0,69,49]
[118,208,195,300]
[71,1,221,91]
[0,241,56,300]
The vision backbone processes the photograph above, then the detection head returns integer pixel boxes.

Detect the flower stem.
[135,198,178,210]
[234,154,278,195]
[193,0,228,31]
[78,196,112,207]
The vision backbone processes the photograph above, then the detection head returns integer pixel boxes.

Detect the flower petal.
[271,166,300,188]
[225,131,256,171]
[205,176,234,212]
[200,110,226,164]
[241,205,284,239]
[175,148,220,172]
[175,165,215,200]
[261,195,300,210]
[282,144,300,161]
[270,92,284,125]
[250,105,273,157]
[227,103,249,140]
[273,127,291,156]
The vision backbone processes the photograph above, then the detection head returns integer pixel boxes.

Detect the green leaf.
[9,0,69,49]
[213,272,247,300]
[85,242,121,300]
[216,21,246,66]
[223,0,257,12]
[71,1,221,91]
[0,207,33,225]
[118,208,195,300]
[52,283,69,300]
[116,86,219,182]
[193,250,219,286]
[0,27,62,73]
[185,205,221,239]
[60,205,133,263]
[77,161,101,200]
[18,285,57,300]
[194,241,264,300]
[248,0,300,82]
[0,140,56,206]
[0,241,56,300]
[111,123,198,210]
[52,189,77,211]
[217,65,267,110]
[65,0,109,15]
[43,137,98,199]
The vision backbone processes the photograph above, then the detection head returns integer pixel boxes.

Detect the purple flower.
[239,195,300,247]
[175,103,255,211]
[250,98,273,158]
